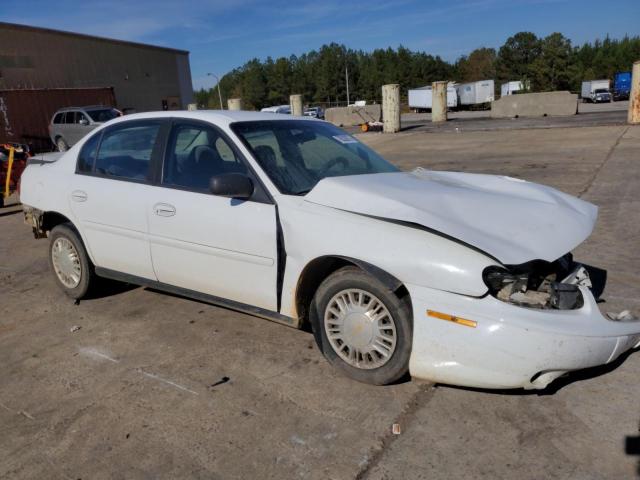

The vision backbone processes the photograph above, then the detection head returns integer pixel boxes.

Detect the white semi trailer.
[501,81,525,96]
[456,80,495,108]
[408,85,458,111]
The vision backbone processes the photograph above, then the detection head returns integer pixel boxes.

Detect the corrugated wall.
[0,23,193,112]
[0,87,116,151]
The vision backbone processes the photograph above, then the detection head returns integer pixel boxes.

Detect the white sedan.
[20,111,640,389]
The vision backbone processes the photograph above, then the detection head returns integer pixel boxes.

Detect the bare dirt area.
[1,124,639,479]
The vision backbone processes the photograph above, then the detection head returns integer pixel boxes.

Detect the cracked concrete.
[1,124,639,479]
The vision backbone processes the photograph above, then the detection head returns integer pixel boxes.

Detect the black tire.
[56,137,69,152]
[310,266,412,385]
[48,223,95,299]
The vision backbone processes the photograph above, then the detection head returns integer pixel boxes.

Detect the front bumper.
[406,283,640,389]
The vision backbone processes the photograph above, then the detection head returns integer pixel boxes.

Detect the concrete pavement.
[1,124,639,479]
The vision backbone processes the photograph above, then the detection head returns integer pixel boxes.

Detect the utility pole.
[207,73,224,110]
[345,65,350,107]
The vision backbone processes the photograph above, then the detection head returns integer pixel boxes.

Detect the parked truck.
[455,80,494,109]
[500,80,526,97]
[408,85,458,112]
[612,72,632,101]
[581,80,611,103]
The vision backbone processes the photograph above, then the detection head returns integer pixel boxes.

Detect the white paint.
[501,81,525,96]
[455,80,495,105]
[290,435,306,445]
[78,347,120,363]
[20,110,640,390]
[408,84,458,109]
[407,282,640,389]
[305,169,597,264]
[147,187,278,310]
[136,369,199,395]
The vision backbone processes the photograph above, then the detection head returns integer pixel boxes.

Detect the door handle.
[71,190,88,202]
[154,203,176,217]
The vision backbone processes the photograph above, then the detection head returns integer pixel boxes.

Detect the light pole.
[345,65,350,107]
[207,73,224,110]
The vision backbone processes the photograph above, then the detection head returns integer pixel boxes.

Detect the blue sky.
[2,0,639,90]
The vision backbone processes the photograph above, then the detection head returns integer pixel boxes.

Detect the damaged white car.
[20,111,640,389]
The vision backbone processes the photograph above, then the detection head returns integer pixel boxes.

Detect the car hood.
[304,169,598,265]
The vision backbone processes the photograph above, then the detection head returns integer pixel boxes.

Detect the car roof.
[105,110,322,127]
[55,105,115,112]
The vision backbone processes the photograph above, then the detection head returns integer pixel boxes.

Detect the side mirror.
[209,173,254,200]
[79,118,89,126]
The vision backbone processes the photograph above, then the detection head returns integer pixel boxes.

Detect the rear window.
[94,122,160,181]
[77,132,101,173]
[86,108,121,123]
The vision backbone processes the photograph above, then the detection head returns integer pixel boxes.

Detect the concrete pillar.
[290,94,303,116]
[629,60,640,125]
[227,98,243,111]
[382,84,400,133]
[432,81,448,122]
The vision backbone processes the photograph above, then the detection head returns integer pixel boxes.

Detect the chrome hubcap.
[51,237,81,288]
[324,288,397,369]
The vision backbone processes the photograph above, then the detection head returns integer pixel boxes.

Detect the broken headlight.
[482,258,602,310]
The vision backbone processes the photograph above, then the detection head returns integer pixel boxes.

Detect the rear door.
[147,120,279,311]
[69,119,168,279]
[66,111,84,145]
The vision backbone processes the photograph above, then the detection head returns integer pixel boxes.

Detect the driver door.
[147,120,279,311]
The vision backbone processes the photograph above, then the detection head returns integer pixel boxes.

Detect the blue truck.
[613,72,632,101]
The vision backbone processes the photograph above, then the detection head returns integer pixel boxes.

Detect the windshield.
[86,108,121,123]
[232,120,398,195]
[594,89,609,93]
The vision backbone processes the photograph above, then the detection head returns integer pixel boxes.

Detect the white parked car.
[21,111,640,389]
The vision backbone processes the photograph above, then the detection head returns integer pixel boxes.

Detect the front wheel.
[310,266,412,385]
[49,223,96,299]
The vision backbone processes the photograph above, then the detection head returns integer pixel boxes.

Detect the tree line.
[195,32,640,110]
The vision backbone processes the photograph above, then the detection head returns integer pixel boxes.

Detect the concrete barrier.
[325,104,382,127]
[290,94,303,116]
[491,91,578,118]
[382,84,400,133]
[227,98,242,111]
[432,81,447,123]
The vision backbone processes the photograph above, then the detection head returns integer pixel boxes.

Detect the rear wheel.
[56,137,69,152]
[310,266,412,385]
[49,223,95,299]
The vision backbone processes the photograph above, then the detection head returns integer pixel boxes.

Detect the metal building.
[0,22,193,112]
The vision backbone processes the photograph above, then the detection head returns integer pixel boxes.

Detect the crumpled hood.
[304,169,598,265]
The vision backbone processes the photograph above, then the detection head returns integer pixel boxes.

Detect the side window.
[77,132,101,173]
[64,112,77,124]
[163,123,247,191]
[53,113,63,124]
[94,123,160,181]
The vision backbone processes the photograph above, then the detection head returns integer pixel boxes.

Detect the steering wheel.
[318,156,349,177]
